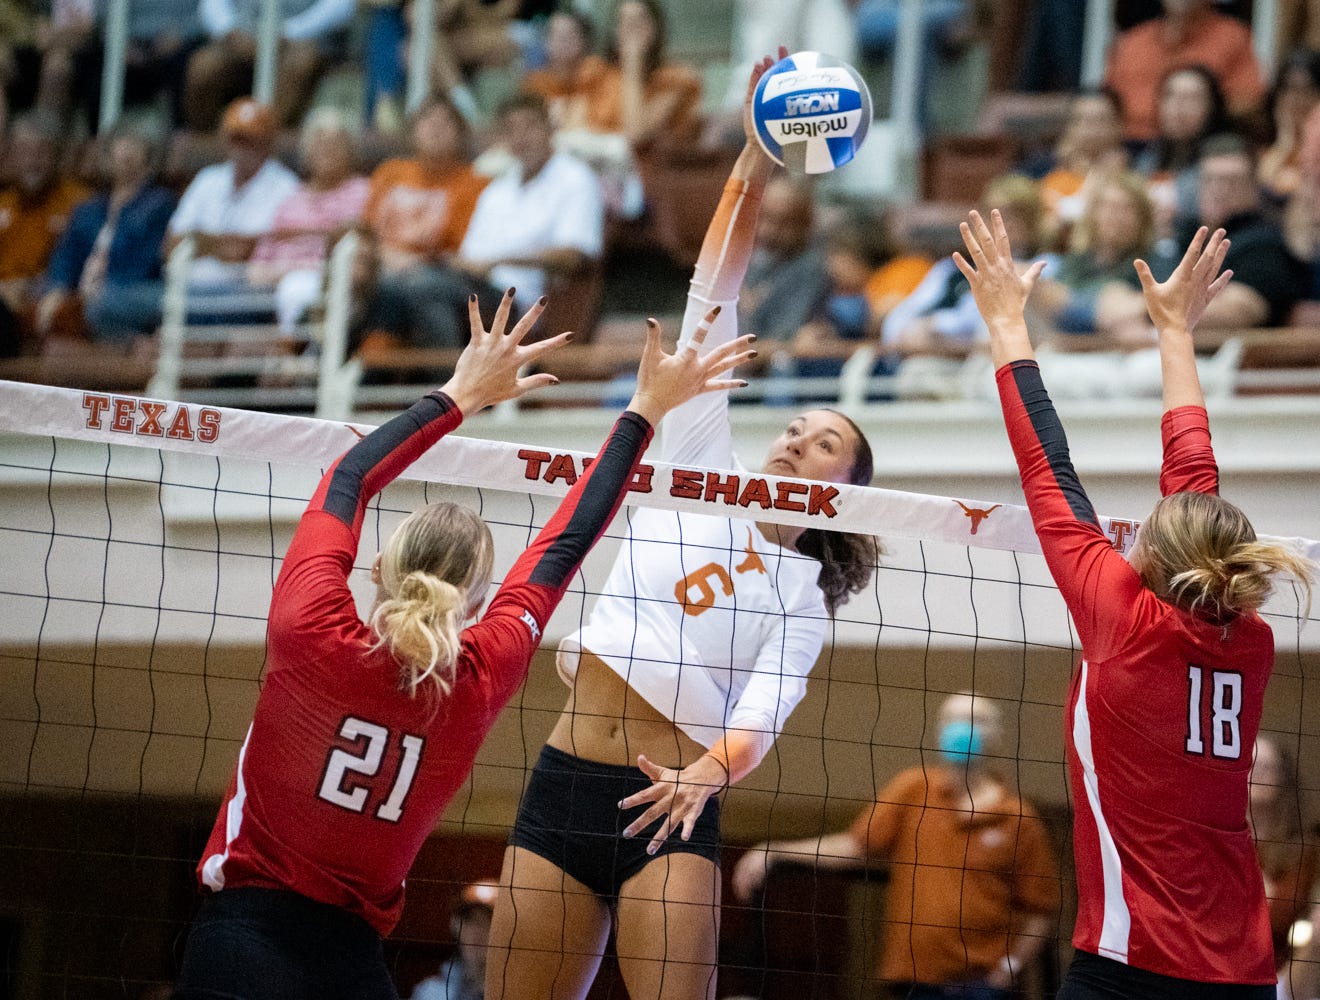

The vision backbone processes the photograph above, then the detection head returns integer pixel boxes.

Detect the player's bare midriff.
[546,651,709,768]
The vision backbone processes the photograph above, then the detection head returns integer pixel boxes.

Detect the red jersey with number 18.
[197,392,653,935]
[997,361,1275,986]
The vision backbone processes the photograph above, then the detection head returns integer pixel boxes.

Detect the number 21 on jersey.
[1185,665,1242,759]
[318,716,425,822]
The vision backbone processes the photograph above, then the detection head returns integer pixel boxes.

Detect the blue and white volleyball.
[752,51,872,175]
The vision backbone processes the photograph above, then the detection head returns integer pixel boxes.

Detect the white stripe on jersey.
[1072,660,1132,962]
[201,723,253,890]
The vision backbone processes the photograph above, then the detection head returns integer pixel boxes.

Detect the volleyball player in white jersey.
[485,50,881,1000]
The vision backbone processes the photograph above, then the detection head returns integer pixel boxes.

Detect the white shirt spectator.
[198,0,355,42]
[458,152,603,308]
[169,158,299,287]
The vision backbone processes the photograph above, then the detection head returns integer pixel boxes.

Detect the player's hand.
[731,842,773,900]
[439,289,572,413]
[952,209,1047,331]
[1134,226,1232,336]
[619,753,728,856]
[743,45,790,148]
[626,308,756,425]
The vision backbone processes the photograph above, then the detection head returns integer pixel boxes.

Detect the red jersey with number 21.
[197,392,652,935]
[998,361,1275,985]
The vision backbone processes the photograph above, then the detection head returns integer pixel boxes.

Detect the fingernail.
[550,377,560,385]
[749,350,758,359]
[739,380,749,388]
[506,287,516,298]
[712,306,722,315]
[468,293,476,303]
[537,295,547,306]
[617,800,625,808]
[647,318,657,327]
[748,334,757,342]
[647,844,658,856]
[564,332,574,341]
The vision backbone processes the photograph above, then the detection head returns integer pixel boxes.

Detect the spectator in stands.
[740,175,831,344]
[1103,0,1265,142]
[1101,137,1305,337]
[1259,49,1320,204]
[1032,172,1155,336]
[1250,734,1319,988]
[356,96,488,350]
[36,127,175,344]
[855,0,975,129]
[553,0,700,216]
[0,0,97,127]
[248,109,368,333]
[166,98,299,300]
[0,111,88,355]
[1029,88,1128,239]
[101,0,203,128]
[1278,0,1320,59]
[732,693,1060,999]
[1133,65,1234,241]
[713,0,857,123]
[455,93,603,313]
[410,880,498,1000]
[183,0,354,131]
[882,174,1053,358]
[521,9,595,129]
[787,210,930,375]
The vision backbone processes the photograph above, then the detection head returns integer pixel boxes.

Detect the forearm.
[1157,323,1205,411]
[692,145,773,305]
[987,316,1035,368]
[314,392,463,532]
[766,831,866,872]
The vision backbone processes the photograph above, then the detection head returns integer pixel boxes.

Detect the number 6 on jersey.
[1185,665,1243,759]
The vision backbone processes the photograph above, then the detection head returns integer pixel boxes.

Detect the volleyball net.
[1,380,1317,1000]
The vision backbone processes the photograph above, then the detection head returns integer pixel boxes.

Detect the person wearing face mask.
[732,693,1060,999]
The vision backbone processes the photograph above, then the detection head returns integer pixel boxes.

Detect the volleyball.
[751,50,873,174]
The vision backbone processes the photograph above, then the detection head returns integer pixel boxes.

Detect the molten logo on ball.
[752,51,872,175]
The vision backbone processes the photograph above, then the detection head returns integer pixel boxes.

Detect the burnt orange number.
[674,563,734,617]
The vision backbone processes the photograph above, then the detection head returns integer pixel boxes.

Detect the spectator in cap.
[410,880,498,1000]
[166,97,299,296]
[183,0,354,131]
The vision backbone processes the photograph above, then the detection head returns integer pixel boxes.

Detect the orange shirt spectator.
[0,177,86,282]
[0,115,88,284]
[521,9,595,129]
[363,158,487,270]
[574,54,701,148]
[865,254,932,321]
[1104,0,1265,141]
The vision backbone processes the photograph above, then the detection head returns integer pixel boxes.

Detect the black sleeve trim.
[528,410,650,588]
[322,392,456,526]
[1009,361,1100,527]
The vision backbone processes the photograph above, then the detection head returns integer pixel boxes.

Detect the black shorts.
[173,886,398,1000]
[509,744,722,901]
[1058,950,1276,1000]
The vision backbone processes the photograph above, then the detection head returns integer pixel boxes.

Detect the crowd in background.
[4,0,1320,387]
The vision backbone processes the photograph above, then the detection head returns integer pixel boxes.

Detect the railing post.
[317,230,359,420]
[253,0,281,106]
[98,0,128,133]
[148,238,194,400]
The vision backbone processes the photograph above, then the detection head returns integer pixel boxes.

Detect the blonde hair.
[1136,492,1315,621]
[980,173,1045,256]
[370,503,495,698]
[1070,170,1155,257]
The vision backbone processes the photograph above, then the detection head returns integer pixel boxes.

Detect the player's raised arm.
[1134,226,1233,415]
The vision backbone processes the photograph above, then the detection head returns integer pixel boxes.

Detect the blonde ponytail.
[1138,492,1316,620]
[370,502,495,698]
[370,571,467,697]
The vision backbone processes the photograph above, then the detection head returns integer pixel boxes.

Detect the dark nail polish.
[750,351,758,359]
[468,293,476,303]
[506,287,516,298]
[537,295,547,306]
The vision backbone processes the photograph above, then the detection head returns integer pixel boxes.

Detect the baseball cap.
[458,879,498,913]
[221,98,277,141]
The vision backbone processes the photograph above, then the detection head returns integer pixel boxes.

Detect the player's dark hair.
[795,410,883,616]
[1136,492,1313,622]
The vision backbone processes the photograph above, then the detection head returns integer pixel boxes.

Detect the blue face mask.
[939,720,983,764]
